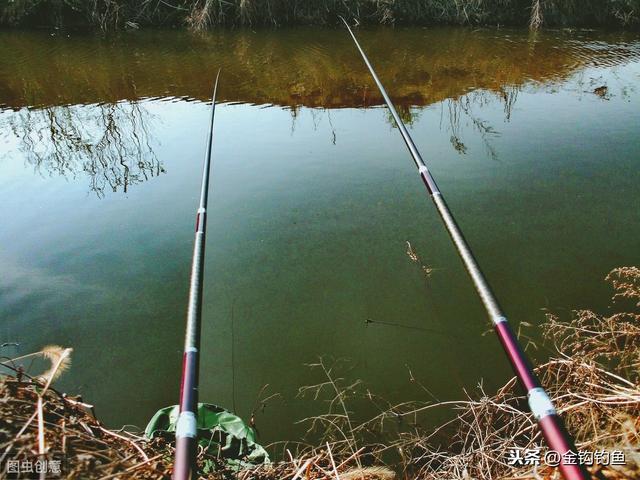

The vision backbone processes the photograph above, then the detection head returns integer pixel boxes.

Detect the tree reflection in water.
[444,90,505,162]
[7,100,162,197]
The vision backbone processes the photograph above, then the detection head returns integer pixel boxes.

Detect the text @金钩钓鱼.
[507,448,626,467]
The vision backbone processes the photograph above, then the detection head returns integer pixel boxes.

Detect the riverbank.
[1,1,639,30]
[1,267,638,478]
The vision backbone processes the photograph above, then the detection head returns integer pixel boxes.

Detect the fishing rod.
[340,19,589,480]
[173,69,221,480]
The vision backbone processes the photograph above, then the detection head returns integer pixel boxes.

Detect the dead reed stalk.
[530,0,544,30]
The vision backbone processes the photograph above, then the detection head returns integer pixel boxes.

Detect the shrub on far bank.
[1,0,639,30]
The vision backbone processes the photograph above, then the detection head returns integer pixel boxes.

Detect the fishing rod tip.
[337,15,351,28]
[210,68,222,106]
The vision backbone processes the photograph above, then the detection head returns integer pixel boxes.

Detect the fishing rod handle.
[494,321,590,479]
[173,436,196,480]
[173,219,207,479]
[540,414,592,480]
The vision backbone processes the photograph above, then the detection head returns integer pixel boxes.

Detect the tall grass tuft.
[530,0,544,29]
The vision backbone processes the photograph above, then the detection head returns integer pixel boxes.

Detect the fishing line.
[231,299,237,415]
[364,318,447,336]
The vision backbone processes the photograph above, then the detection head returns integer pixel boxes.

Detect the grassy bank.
[1,1,639,30]
[1,267,638,478]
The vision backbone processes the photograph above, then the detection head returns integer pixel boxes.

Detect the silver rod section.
[184,68,220,354]
[342,19,504,322]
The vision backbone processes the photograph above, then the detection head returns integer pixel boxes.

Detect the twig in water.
[406,241,434,278]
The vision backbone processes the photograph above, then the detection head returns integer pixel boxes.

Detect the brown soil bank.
[1,267,638,479]
[1,1,639,30]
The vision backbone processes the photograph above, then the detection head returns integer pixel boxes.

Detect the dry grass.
[406,241,434,278]
[0,369,169,478]
[607,266,640,307]
[530,0,543,30]
[252,267,640,479]
[2,0,639,29]
[1,267,638,478]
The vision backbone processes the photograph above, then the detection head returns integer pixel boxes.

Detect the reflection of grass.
[2,27,637,170]
[446,91,502,160]
[6,101,163,197]
[1,27,637,113]
[1,1,639,28]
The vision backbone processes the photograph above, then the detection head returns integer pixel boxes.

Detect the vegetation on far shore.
[1,266,639,478]
[1,0,639,30]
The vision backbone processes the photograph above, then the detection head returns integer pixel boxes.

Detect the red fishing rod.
[173,70,221,480]
[340,19,590,480]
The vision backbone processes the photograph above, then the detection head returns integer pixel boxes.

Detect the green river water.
[0,27,639,448]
